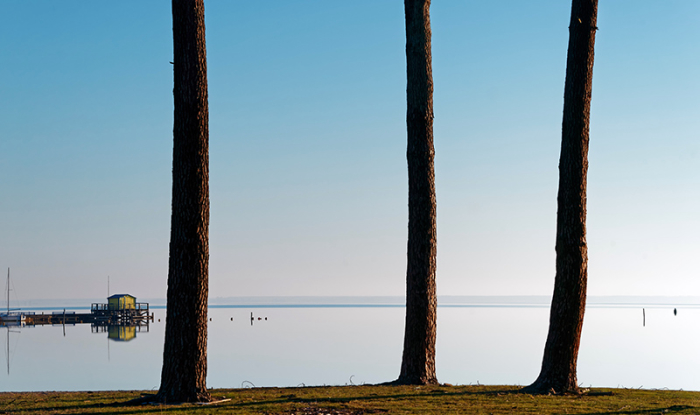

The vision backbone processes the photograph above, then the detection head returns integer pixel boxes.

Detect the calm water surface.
[2,304,699,392]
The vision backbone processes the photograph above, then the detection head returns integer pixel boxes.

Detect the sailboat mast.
[6,268,9,315]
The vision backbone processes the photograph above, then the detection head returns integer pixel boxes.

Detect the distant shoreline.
[7,295,700,311]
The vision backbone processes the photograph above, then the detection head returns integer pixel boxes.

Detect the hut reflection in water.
[91,321,148,342]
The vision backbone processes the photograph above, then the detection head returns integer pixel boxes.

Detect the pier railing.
[91,302,149,313]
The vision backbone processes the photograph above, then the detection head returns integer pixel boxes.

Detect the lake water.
[3,298,700,392]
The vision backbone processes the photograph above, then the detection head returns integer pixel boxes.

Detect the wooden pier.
[1,294,153,327]
[19,309,153,326]
[90,300,152,324]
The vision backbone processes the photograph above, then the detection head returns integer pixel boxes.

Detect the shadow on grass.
[576,405,696,415]
[192,385,523,412]
[0,387,515,414]
[0,394,221,415]
[0,402,210,415]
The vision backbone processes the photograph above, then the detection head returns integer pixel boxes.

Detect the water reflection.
[3,303,700,392]
[91,321,150,342]
[4,327,19,375]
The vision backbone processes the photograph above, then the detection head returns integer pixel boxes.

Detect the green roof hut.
[108,294,136,311]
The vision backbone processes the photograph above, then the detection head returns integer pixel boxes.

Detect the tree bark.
[395,0,438,386]
[525,0,598,395]
[157,0,211,403]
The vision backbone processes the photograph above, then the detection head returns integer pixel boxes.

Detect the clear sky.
[1,1,698,301]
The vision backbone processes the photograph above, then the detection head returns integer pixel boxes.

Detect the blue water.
[2,301,699,392]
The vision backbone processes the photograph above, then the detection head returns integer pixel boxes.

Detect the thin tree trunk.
[395,0,438,386]
[157,0,211,403]
[525,0,598,395]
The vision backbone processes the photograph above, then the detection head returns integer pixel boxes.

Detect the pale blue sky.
[1,1,698,300]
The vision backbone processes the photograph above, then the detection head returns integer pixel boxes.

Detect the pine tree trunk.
[395,0,438,386]
[525,0,598,395]
[157,0,211,403]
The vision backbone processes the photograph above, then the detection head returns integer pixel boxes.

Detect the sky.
[1,1,699,301]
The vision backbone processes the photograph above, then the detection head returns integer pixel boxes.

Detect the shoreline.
[9,294,700,310]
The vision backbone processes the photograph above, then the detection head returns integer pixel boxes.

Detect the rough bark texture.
[395,0,438,386]
[525,0,598,395]
[157,0,211,403]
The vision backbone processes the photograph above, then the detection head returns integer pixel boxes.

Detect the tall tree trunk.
[157,0,211,403]
[525,0,598,395]
[395,0,438,386]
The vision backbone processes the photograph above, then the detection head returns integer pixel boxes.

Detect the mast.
[5,268,9,375]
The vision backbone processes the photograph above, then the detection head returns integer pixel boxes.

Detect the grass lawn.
[1,385,699,414]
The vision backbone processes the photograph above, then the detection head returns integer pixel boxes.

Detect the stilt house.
[107,294,136,311]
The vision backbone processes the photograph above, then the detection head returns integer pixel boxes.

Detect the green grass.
[1,385,699,414]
